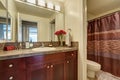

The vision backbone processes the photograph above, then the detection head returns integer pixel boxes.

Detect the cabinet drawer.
[65,51,77,59]
[0,71,17,80]
[45,52,65,62]
[0,70,26,80]
[26,53,65,64]
[0,58,26,72]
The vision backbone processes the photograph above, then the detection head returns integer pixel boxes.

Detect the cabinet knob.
[71,54,74,56]
[9,76,13,80]
[51,65,53,68]
[9,64,13,68]
[67,61,69,63]
[47,66,50,69]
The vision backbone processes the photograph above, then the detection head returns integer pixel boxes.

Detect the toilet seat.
[87,60,101,79]
[87,60,101,71]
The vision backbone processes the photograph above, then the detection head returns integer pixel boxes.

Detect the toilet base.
[87,78,90,80]
[87,77,96,80]
[87,70,96,78]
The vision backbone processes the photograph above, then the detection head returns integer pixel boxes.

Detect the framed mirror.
[17,12,64,42]
[16,0,64,42]
[0,0,12,42]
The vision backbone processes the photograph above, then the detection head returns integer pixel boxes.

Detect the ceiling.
[87,0,120,17]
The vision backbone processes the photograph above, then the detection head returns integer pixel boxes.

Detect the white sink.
[32,47,56,51]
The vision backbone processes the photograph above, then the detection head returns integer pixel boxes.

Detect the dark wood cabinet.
[26,52,66,80]
[26,63,49,80]
[0,50,77,80]
[0,58,26,80]
[51,59,65,80]
[65,51,77,80]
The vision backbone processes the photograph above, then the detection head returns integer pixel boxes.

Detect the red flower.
[54,30,66,35]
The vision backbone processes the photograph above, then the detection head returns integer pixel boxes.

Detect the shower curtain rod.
[88,10,120,22]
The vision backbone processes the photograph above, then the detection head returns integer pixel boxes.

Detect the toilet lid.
[87,60,101,67]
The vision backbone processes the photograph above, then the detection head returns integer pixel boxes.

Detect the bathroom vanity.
[0,47,77,80]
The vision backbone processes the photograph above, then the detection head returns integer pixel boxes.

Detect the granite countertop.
[0,47,78,60]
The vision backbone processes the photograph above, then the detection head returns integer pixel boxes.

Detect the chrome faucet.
[49,40,53,47]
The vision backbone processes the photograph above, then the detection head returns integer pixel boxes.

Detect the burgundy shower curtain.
[87,12,120,77]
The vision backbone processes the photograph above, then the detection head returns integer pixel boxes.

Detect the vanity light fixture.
[26,0,36,4]
[38,0,46,7]
[55,5,61,11]
[21,0,61,12]
[47,2,54,9]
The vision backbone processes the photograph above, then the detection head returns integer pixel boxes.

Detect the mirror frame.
[0,0,13,42]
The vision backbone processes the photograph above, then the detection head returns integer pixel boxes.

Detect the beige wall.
[55,13,64,30]
[65,0,87,80]
[18,13,50,41]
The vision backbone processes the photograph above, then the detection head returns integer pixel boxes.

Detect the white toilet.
[87,60,101,80]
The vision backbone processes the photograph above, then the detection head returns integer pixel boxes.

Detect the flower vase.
[60,39,63,46]
[58,35,63,46]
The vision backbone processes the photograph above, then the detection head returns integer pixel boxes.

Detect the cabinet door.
[65,51,77,80]
[26,63,50,80]
[66,59,77,80]
[51,60,66,80]
[0,58,26,80]
[26,52,65,80]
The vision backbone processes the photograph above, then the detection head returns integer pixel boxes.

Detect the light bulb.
[27,0,36,4]
[55,5,61,11]
[47,2,54,9]
[38,0,46,7]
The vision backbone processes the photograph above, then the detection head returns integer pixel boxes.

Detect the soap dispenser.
[25,41,30,48]
[65,29,72,47]
[29,39,33,48]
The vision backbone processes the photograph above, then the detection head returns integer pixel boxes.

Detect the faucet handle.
[19,42,22,49]
[48,40,53,47]
[41,43,44,47]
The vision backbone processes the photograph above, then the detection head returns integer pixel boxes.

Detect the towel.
[96,71,120,80]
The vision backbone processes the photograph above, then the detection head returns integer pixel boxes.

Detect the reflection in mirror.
[0,17,11,40]
[18,12,64,42]
[22,21,38,42]
[16,0,64,42]
[0,1,12,41]
[50,19,55,41]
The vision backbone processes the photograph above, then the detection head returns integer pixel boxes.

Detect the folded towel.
[4,46,15,51]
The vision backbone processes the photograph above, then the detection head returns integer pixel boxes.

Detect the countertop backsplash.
[0,41,78,51]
